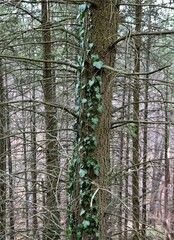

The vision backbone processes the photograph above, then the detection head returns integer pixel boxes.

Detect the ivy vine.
[67,2,103,239]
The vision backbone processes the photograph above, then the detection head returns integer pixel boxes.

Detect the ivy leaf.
[94,167,99,176]
[89,43,93,49]
[79,3,87,11]
[82,220,90,228]
[80,208,85,216]
[79,169,87,177]
[97,105,103,113]
[91,117,98,125]
[96,93,101,100]
[95,75,101,81]
[128,123,137,138]
[82,98,87,104]
[89,79,95,87]
[91,54,99,61]
[93,61,103,69]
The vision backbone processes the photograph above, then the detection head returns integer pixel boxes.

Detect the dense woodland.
[0,0,174,239]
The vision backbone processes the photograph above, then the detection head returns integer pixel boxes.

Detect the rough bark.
[42,0,60,239]
[0,58,6,240]
[142,6,151,238]
[71,1,120,239]
[31,85,39,239]
[132,1,141,239]
[164,82,170,240]
[5,72,15,240]
[21,88,29,236]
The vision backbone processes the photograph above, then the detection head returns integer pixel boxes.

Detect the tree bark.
[70,1,120,239]
[31,85,39,240]
[0,58,6,240]
[132,1,141,239]
[21,87,29,237]
[42,0,60,239]
[5,69,15,240]
[141,4,152,237]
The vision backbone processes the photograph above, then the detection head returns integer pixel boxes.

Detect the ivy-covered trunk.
[68,1,120,239]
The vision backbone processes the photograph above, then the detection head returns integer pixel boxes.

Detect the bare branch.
[103,64,171,76]
[0,99,77,118]
[113,30,174,45]
[0,55,78,69]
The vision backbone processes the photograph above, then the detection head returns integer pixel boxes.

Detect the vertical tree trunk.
[164,80,170,240]
[124,84,131,240]
[5,70,15,240]
[69,1,120,239]
[132,1,141,239]
[0,58,6,240]
[118,83,126,240]
[42,0,60,239]
[21,89,29,237]
[31,85,39,240]
[141,6,151,238]
[141,69,148,240]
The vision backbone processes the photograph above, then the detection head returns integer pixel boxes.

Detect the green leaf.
[94,165,99,176]
[96,93,101,100]
[79,3,87,11]
[82,220,90,228]
[80,208,85,216]
[82,98,87,104]
[86,49,90,55]
[89,79,95,87]
[128,123,137,138]
[91,54,99,61]
[97,105,103,113]
[95,76,101,81]
[79,169,87,177]
[93,61,103,69]
[91,116,98,125]
[89,43,93,49]
[94,86,99,93]
[79,28,84,36]
[92,136,97,145]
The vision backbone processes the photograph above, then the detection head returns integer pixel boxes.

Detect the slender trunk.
[118,82,126,240]
[69,1,120,239]
[42,0,60,239]
[132,1,141,239]
[149,147,163,225]
[141,73,148,240]
[31,85,39,239]
[21,89,29,237]
[0,58,6,240]
[164,81,170,240]
[124,84,131,240]
[141,7,151,237]
[5,68,15,240]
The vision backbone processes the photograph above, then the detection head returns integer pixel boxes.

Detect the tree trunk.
[124,83,131,240]
[0,58,6,240]
[5,69,15,240]
[69,1,120,239]
[21,88,29,237]
[163,78,170,240]
[132,1,141,239]
[31,85,39,240]
[42,0,60,239]
[141,6,151,238]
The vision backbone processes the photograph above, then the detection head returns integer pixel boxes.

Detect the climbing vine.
[67,2,103,239]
